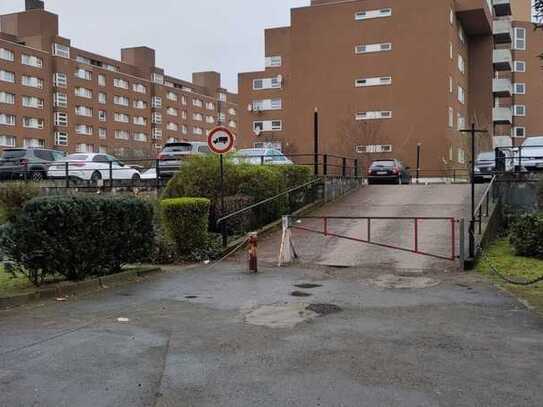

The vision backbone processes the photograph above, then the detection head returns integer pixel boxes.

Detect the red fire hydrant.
[248,232,258,273]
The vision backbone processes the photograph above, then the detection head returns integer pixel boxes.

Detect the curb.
[0,267,162,309]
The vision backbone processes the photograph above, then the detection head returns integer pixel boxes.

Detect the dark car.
[0,148,65,181]
[367,159,411,185]
[474,151,514,183]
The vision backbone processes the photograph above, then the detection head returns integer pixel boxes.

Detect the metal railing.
[469,175,498,257]
[495,145,543,173]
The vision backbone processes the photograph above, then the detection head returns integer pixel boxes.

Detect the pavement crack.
[152,331,172,407]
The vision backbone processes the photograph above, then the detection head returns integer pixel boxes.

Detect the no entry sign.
[208,126,235,155]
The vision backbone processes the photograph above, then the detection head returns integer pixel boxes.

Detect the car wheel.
[131,173,141,186]
[91,171,102,185]
[30,171,44,182]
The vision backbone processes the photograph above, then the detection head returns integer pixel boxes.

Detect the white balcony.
[493,78,512,97]
[493,0,512,17]
[493,48,512,71]
[493,107,513,124]
[493,19,513,44]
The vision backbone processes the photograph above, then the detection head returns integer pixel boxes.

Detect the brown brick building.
[0,1,238,158]
[239,0,538,171]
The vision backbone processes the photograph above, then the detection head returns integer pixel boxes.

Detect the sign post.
[208,126,236,247]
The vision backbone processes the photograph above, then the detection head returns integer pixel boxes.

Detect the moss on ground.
[476,239,543,315]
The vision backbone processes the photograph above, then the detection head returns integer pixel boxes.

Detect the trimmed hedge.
[0,182,40,223]
[510,213,543,259]
[160,198,210,255]
[0,195,154,285]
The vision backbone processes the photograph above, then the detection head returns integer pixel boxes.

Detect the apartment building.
[0,1,238,157]
[239,0,536,170]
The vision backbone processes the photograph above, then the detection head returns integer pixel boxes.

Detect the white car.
[48,153,141,183]
[232,148,293,165]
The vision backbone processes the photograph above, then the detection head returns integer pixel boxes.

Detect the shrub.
[160,198,210,256]
[0,182,40,223]
[1,195,154,285]
[510,213,543,259]
[275,165,313,189]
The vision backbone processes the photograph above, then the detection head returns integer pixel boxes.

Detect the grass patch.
[0,265,41,297]
[476,239,543,315]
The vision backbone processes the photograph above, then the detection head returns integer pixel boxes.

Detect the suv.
[157,142,211,178]
[0,148,65,181]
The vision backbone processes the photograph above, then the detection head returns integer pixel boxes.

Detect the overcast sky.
[0,0,310,92]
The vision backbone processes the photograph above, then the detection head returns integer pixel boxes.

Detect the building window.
[114,130,130,140]
[218,93,227,102]
[76,143,95,153]
[167,107,178,116]
[53,72,67,87]
[355,43,392,54]
[113,78,129,89]
[75,68,92,80]
[133,132,147,142]
[132,83,146,94]
[448,107,454,128]
[229,107,237,115]
[253,77,282,90]
[0,70,15,83]
[152,97,162,108]
[253,120,282,132]
[458,26,465,44]
[457,113,465,130]
[152,73,164,84]
[356,144,392,154]
[457,86,465,104]
[181,96,187,105]
[355,76,392,87]
[0,92,15,105]
[166,122,178,131]
[513,127,526,138]
[152,128,162,140]
[113,95,129,106]
[193,127,203,135]
[22,96,44,109]
[98,110,107,121]
[514,105,526,116]
[458,148,465,164]
[449,8,454,25]
[229,120,237,129]
[0,48,14,62]
[52,43,70,58]
[0,135,16,147]
[206,115,215,124]
[98,74,106,87]
[356,111,392,120]
[449,42,453,59]
[514,61,526,72]
[514,27,526,50]
[24,138,45,148]
[152,112,162,124]
[449,76,453,93]
[167,91,177,101]
[99,128,107,139]
[206,102,215,110]
[193,98,203,108]
[513,83,526,95]
[54,131,68,146]
[75,106,93,117]
[181,125,188,135]
[22,117,44,129]
[75,125,93,135]
[265,56,282,67]
[133,100,147,109]
[54,112,68,127]
[114,113,130,123]
[133,116,147,126]
[0,114,16,126]
[252,98,282,111]
[22,76,43,89]
[457,54,465,74]
[53,92,68,108]
[355,8,392,21]
[75,87,93,99]
[98,92,107,104]
[21,54,43,68]
[192,113,203,121]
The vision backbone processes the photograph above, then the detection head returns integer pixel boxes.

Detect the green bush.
[0,182,40,223]
[510,213,543,259]
[275,165,313,189]
[160,198,210,256]
[0,195,154,285]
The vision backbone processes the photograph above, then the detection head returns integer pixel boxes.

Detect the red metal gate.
[288,216,462,261]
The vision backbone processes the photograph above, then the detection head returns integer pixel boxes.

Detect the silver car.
[232,148,293,165]
[518,137,543,170]
[157,142,211,178]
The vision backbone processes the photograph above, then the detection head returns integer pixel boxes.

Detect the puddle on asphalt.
[291,291,312,297]
[306,303,342,315]
[371,274,439,289]
[244,304,318,328]
[294,283,323,289]
[184,295,198,299]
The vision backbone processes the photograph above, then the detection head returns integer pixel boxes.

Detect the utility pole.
[460,123,488,259]
[416,143,421,184]
[314,107,319,176]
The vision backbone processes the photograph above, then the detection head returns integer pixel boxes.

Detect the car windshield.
[0,150,25,159]
[237,149,266,157]
[163,143,192,152]
[522,138,543,147]
[371,161,395,168]
[477,152,495,161]
[66,154,90,161]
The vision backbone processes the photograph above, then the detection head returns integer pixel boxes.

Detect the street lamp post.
[416,143,421,184]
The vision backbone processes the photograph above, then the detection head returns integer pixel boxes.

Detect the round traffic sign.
[208,126,235,155]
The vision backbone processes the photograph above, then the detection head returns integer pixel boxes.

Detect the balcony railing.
[493,0,512,17]
[492,78,512,97]
[493,19,513,44]
[493,48,512,71]
[493,107,513,124]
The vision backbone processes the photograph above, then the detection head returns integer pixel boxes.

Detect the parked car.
[232,148,293,165]
[474,150,514,182]
[518,136,543,170]
[47,153,141,183]
[367,160,411,185]
[0,148,65,181]
[157,142,211,178]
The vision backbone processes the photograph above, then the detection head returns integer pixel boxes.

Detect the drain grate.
[291,291,312,297]
[294,283,323,289]
[306,303,342,315]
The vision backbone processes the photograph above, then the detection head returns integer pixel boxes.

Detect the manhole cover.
[291,291,312,297]
[306,303,342,315]
[185,295,198,299]
[294,283,323,289]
